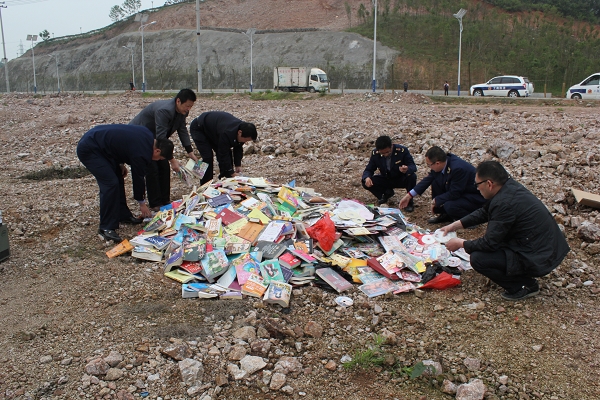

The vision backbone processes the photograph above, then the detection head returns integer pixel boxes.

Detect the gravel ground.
[0,92,599,400]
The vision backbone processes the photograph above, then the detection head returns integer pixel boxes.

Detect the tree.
[39,29,50,41]
[109,5,125,22]
[122,0,141,15]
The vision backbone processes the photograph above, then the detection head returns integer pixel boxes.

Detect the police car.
[470,75,534,97]
[566,73,600,99]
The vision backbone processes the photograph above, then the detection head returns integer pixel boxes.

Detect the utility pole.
[196,0,202,92]
[0,2,9,92]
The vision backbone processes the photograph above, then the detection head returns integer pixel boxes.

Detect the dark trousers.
[431,181,485,220]
[362,174,417,200]
[146,159,171,208]
[192,133,218,185]
[76,140,133,230]
[470,249,537,292]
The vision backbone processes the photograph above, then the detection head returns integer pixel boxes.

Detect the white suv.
[566,73,600,99]
[470,76,534,97]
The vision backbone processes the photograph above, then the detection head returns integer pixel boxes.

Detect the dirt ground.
[0,92,599,400]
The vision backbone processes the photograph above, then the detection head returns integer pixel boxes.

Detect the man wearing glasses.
[361,135,417,209]
[399,146,485,223]
[439,161,569,301]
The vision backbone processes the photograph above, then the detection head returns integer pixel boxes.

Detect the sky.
[1,0,155,61]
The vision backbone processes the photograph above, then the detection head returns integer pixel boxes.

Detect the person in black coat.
[189,111,258,185]
[399,146,485,223]
[361,135,417,209]
[76,125,174,243]
[441,161,570,301]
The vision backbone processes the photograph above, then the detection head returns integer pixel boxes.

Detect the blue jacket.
[362,144,417,182]
[413,153,483,207]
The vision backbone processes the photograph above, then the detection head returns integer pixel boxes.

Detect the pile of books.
[107,175,470,305]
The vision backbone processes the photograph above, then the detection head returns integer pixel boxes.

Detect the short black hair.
[176,88,197,104]
[425,146,447,163]
[155,138,174,160]
[375,135,392,150]
[239,122,258,141]
[476,161,509,185]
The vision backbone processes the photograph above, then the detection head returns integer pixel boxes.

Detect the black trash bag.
[421,261,443,284]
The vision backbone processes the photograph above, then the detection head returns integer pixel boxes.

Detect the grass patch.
[343,334,386,370]
[248,91,306,101]
[21,166,90,181]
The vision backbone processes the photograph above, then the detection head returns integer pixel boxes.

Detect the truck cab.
[308,68,329,92]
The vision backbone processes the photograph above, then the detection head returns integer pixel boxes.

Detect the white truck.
[273,67,329,93]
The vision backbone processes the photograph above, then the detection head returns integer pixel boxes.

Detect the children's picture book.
[358,277,399,298]
[106,240,134,258]
[131,246,163,262]
[183,240,206,262]
[241,273,268,298]
[232,254,261,285]
[263,281,292,307]
[293,238,314,254]
[205,218,223,243]
[259,260,285,284]
[200,249,229,281]
[315,267,353,293]
[225,242,251,255]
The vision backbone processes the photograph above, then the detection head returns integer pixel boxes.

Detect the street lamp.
[122,44,135,89]
[453,8,467,96]
[136,13,156,92]
[0,2,9,93]
[371,0,377,92]
[48,54,60,93]
[26,34,37,93]
[244,28,256,92]
[195,0,205,92]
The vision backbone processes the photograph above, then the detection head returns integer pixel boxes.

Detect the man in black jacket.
[399,146,485,223]
[129,89,197,210]
[77,125,174,243]
[441,161,570,301]
[361,135,417,209]
[189,111,258,185]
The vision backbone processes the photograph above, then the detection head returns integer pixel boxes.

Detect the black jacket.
[461,178,570,277]
[361,144,417,182]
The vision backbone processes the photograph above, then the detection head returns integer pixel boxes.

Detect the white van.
[566,73,600,99]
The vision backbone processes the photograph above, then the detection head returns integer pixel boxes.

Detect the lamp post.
[0,2,9,92]
[136,13,156,92]
[453,8,466,96]
[244,28,256,92]
[122,44,135,89]
[371,0,377,92]
[196,0,204,92]
[48,54,60,93]
[26,34,37,93]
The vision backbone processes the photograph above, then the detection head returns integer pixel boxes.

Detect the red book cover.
[180,261,203,275]
[217,208,244,226]
[367,257,400,280]
[279,252,301,269]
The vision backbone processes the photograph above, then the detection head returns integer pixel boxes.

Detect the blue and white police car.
[566,73,600,99]
[470,75,534,97]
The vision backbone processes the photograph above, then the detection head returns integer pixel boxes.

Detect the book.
[279,252,301,269]
[398,269,421,283]
[263,281,292,307]
[225,242,251,255]
[219,291,243,300]
[247,208,271,224]
[207,194,234,208]
[165,269,197,284]
[224,218,249,235]
[358,277,400,298]
[215,264,237,289]
[241,273,268,298]
[259,260,285,284]
[216,208,244,226]
[200,250,230,281]
[106,240,134,258]
[279,265,294,283]
[183,240,206,262]
[205,218,223,243]
[180,261,203,275]
[143,235,172,251]
[163,246,184,273]
[256,221,285,243]
[292,264,316,278]
[366,257,400,281]
[376,251,405,274]
[316,238,345,256]
[290,248,316,263]
[254,241,288,260]
[315,267,353,293]
[233,255,261,286]
[183,159,209,179]
[293,238,314,253]
[181,282,220,298]
[236,222,264,244]
[131,246,163,262]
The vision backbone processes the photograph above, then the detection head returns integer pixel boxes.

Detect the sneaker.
[98,229,122,243]
[501,283,540,301]
[427,214,453,224]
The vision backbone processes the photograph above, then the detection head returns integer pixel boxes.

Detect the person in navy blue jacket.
[361,135,417,210]
[399,146,485,224]
[77,125,174,243]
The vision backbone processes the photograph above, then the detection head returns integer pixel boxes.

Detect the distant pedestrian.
[444,81,449,96]
[403,81,408,92]
[129,80,135,91]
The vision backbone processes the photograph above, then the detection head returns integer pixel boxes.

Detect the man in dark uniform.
[129,88,197,210]
[76,124,174,243]
[441,161,570,301]
[361,135,417,210]
[189,111,258,185]
[399,146,485,223]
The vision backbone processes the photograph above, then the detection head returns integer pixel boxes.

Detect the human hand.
[430,199,437,214]
[399,194,411,209]
[120,164,128,178]
[170,159,181,173]
[445,238,465,252]
[139,203,152,218]
[188,152,198,162]
[364,177,373,188]
[399,165,408,173]
[235,166,242,173]
[439,220,462,235]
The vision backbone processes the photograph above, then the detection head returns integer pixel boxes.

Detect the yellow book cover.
[330,254,351,268]
[106,240,134,258]
[247,208,271,224]
[277,187,299,208]
[164,269,196,283]
[224,218,249,235]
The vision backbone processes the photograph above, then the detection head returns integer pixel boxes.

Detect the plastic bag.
[420,271,461,290]
[306,213,336,252]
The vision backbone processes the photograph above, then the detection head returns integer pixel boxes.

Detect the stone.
[577,221,600,242]
[274,357,303,375]
[84,358,110,376]
[104,351,124,367]
[233,326,256,340]
[104,368,124,381]
[441,379,457,394]
[161,343,193,361]
[215,373,229,387]
[39,355,53,364]
[324,360,337,371]
[532,344,544,352]
[178,358,204,387]
[269,372,286,390]
[463,357,481,371]
[116,389,135,400]
[239,355,267,375]
[498,375,509,385]
[228,345,247,361]
[250,339,271,357]
[456,379,486,400]
[489,140,516,159]
[281,385,294,394]
[304,321,324,338]
[227,364,247,380]
[421,359,443,376]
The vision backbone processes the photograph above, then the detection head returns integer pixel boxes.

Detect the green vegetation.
[349,0,600,94]
[21,166,90,181]
[343,334,386,369]
[247,91,307,100]
[484,0,600,23]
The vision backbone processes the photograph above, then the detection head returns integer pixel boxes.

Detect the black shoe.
[98,229,122,243]
[404,200,415,213]
[378,191,394,206]
[427,214,453,224]
[120,216,144,225]
[501,283,540,301]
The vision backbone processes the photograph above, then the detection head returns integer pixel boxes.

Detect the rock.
[104,351,124,367]
[228,344,247,361]
[532,344,544,352]
[585,243,600,255]
[239,355,267,375]
[116,389,135,400]
[215,373,228,387]
[304,321,324,338]
[261,318,289,339]
[161,343,193,361]
[55,114,76,126]
[104,368,124,381]
[84,358,110,376]
[274,357,303,375]
[456,379,486,400]
[39,355,53,364]
[324,360,337,371]
[441,379,457,394]
[178,358,204,387]
[233,326,257,340]
[269,372,286,390]
[250,339,272,357]
[463,357,481,371]
[281,385,294,394]
[489,140,516,159]
[577,221,600,242]
[227,364,247,380]
[498,375,509,385]
[422,359,443,376]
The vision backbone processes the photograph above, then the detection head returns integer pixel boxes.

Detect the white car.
[566,73,600,99]
[470,76,534,97]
